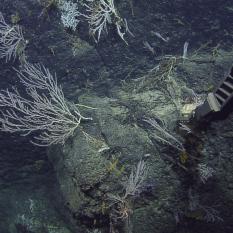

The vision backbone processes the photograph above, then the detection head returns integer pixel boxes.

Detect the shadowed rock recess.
[0,0,233,233]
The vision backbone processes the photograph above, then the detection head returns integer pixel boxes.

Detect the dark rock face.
[0,0,233,233]
[48,92,181,232]
[47,47,233,233]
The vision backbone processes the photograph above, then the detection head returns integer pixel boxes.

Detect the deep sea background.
[0,0,233,233]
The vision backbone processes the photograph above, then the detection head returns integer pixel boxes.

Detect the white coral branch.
[123,160,148,198]
[0,62,92,146]
[83,0,130,43]
[0,12,26,62]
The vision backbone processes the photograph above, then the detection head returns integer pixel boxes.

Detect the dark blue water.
[0,0,233,233]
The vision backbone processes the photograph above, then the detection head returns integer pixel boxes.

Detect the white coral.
[83,0,130,43]
[197,163,214,183]
[58,0,81,31]
[0,62,92,146]
[0,12,26,61]
[123,160,148,198]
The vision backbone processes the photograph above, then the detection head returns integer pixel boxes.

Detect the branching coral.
[0,62,92,146]
[0,12,27,61]
[107,160,148,232]
[58,0,81,31]
[83,0,131,43]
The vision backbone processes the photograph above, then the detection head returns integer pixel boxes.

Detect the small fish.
[152,32,169,42]
[182,41,189,59]
[143,41,155,55]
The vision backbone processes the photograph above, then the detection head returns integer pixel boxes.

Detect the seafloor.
[0,0,233,233]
